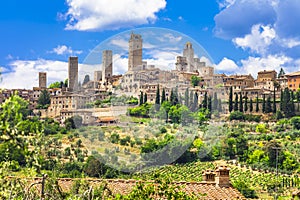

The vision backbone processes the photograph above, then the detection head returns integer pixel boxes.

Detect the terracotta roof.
[9,177,246,199]
[286,71,300,77]
[258,70,276,74]
[97,116,117,122]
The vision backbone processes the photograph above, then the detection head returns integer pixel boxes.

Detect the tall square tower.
[39,72,47,88]
[68,57,78,92]
[102,50,113,81]
[128,33,143,71]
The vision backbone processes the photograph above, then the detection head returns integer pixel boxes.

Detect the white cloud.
[233,24,276,55]
[280,38,300,48]
[50,45,82,55]
[240,54,291,78]
[64,0,166,31]
[110,39,128,50]
[1,60,68,89]
[215,57,239,72]
[218,0,236,9]
[113,54,129,75]
[0,59,102,89]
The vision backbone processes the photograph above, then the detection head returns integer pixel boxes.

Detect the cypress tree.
[184,88,189,107]
[139,91,144,105]
[280,90,283,112]
[291,90,295,115]
[192,92,198,112]
[189,91,194,109]
[244,94,248,112]
[161,88,166,104]
[256,94,259,112]
[218,99,222,112]
[249,98,253,112]
[213,92,218,111]
[208,96,212,112]
[234,93,239,111]
[229,86,233,112]
[144,93,147,104]
[239,93,243,112]
[202,92,208,110]
[155,85,160,105]
[262,94,266,113]
[266,96,272,113]
[273,88,276,113]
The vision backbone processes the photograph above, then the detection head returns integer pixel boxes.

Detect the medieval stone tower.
[102,50,113,81]
[39,72,47,88]
[183,42,195,72]
[68,56,78,92]
[128,33,143,71]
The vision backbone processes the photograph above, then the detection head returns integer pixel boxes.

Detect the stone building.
[102,50,113,81]
[255,70,277,91]
[39,72,47,88]
[94,70,102,82]
[68,57,78,92]
[223,74,255,93]
[285,71,300,91]
[128,33,143,71]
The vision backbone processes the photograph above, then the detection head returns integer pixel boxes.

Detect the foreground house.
[15,166,245,199]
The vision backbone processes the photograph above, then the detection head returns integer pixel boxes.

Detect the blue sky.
[1,0,300,88]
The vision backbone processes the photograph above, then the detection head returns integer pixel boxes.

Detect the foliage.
[290,116,300,129]
[37,89,51,109]
[191,75,201,87]
[128,103,152,117]
[229,111,245,121]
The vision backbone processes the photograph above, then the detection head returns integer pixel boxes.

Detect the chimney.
[202,170,216,183]
[215,165,230,187]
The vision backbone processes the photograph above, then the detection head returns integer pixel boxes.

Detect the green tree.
[139,91,144,106]
[48,81,61,89]
[64,78,68,87]
[213,92,218,111]
[191,92,198,112]
[144,93,147,104]
[249,98,253,113]
[266,96,272,113]
[256,94,259,112]
[202,92,208,110]
[229,86,233,112]
[234,93,239,111]
[161,88,166,104]
[262,94,266,113]
[208,96,212,112]
[184,87,189,107]
[37,89,51,109]
[278,67,285,78]
[273,88,277,113]
[244,95,248,112]
[155,85,160,110]
[191,75,201,87]
[239,93,243,112]
[218,99,222,112]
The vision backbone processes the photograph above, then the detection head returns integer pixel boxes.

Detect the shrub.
[290,116,300,129]
[245,114,261,122]
[256,124,267,133]
[229,111,245,121]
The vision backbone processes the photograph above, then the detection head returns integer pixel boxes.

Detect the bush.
[245,114,261,122]
[290,116,300,129]
[229,111,245,121]
[256,124,267,133]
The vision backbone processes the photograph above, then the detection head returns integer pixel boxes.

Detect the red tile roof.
[8,177,246,199]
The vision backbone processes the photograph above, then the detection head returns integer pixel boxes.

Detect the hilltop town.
[0,32,297,125]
